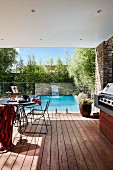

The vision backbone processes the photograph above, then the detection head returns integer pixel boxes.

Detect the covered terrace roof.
[0,0,113,48]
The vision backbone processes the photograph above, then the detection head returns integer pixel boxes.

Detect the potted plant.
[78,92,93,117]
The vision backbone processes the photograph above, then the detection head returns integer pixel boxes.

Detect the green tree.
[65,50,71,64]
[46,58,54,66]
[14,54,74,94]
[14,55,47,94]
[68,48,95,93]
[0,48,18,81]
[55,56,72,82]
[16,56,24,73]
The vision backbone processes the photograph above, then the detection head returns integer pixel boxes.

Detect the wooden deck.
[1,112,113,170]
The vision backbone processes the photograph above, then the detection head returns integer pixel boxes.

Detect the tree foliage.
[68,48,95,92]
[14,55,47,94]
[14,55,73,84]
[0,48,18,81]
[54,56,71,82]
[0,49,74,95]
[15,55,46,82]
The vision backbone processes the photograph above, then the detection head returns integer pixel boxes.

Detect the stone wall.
[35,83,74,96]
[95,37,112,94]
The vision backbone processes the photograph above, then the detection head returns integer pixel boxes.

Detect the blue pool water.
[39,95,79,112]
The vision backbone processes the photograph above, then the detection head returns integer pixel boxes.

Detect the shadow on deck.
[0,113,113,170]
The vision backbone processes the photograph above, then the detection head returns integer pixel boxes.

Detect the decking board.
[61,117,78,170]
[1,113,113,170]
[68,115,97,170]
[64,114,88,170]
[57,114,69,170]
[73,118,106,170]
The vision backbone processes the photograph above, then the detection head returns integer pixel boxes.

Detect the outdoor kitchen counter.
[94,94,113,145]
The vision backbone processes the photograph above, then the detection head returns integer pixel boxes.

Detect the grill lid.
[101,83,113,95]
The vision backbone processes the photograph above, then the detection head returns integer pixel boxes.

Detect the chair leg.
[30,111,48,134]
[43,114,48,134]
[47,111,51,126]
[31,110,35,124]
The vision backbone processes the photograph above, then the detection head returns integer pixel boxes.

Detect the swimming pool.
[39,95,79,112]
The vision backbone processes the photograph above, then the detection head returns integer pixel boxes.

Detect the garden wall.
[35,83,74,96]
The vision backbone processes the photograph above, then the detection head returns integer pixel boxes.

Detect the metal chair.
[30,99,51,134]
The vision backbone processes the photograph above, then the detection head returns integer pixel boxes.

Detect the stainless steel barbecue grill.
[98,83,113,107]
[94,83,113,116]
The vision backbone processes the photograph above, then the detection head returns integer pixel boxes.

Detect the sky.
[16,48,76,65]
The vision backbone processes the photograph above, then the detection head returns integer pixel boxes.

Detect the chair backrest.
[44,99,51,112]
[32,99,51,112]
[11,86,19,94]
